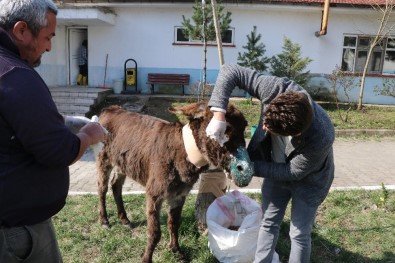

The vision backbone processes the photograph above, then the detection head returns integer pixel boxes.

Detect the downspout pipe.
[315,0,330,37]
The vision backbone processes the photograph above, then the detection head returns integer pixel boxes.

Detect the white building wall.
[37,3,395,104]
[35,27,67,85]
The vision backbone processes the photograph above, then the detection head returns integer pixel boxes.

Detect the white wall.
[37,3,395,104]
[35,26,67,85]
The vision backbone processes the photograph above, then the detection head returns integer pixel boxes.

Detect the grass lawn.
[230,99,395,137]
[54,190,395,263]
[74,97,395,262]
[91,96,395,134]
[228,98,395,130]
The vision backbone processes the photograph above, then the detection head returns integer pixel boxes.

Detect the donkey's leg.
[110,168,131,227]
[96,153,113,228]
[167,195,187,258]
[142,194,163,263]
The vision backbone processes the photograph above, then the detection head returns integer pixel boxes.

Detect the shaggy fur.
[96,102,248,263]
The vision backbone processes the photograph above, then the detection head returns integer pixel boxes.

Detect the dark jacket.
[0,28,80,227]
[208,64,335,207]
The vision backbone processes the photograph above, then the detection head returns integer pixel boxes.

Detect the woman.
[206,64,335,263]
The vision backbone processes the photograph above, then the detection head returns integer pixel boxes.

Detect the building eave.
[54,0,391,8]
[57,7,116,26]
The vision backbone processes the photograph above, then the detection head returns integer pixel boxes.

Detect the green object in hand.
[230,147,255,187]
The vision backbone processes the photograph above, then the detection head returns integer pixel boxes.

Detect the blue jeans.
[254,179,318,263]
[0,219,62,263]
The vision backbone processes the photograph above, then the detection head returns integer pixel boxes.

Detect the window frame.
[173,26,235,46]
[382,37,395,75]
[341,34,395,75]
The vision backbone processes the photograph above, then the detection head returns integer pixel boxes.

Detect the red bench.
[147,73,190,94]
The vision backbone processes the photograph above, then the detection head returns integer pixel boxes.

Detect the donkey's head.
[168,102,254,187]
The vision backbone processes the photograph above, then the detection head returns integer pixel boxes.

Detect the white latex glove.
[205,117,229,147]
[64,116,91,134]
[90,115,109,157]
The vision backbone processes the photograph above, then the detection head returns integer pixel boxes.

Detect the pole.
[202,0,207,100]
[211,0,224,66]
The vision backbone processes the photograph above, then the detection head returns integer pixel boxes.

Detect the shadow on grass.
[276,221,395,263]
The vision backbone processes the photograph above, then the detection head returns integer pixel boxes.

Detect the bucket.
[113,79,123,94]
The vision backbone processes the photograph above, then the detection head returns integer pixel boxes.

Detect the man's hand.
[79,122,106,145]
[65,116,91,134]
[206,111,228,147]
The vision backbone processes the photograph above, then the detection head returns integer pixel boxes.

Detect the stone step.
[49,86,112,116]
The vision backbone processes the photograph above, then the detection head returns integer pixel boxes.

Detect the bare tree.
[357,0,395,110]
[190,0,231,232]
[329,65,358,123]
[182,0,231,98]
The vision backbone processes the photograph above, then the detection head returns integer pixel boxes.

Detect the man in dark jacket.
[0,1,105,262]
[206,64,335,262]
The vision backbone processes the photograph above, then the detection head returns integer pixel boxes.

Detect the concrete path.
[68,137,395,194]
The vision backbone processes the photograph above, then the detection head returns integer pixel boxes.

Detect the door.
[67,28,87,85]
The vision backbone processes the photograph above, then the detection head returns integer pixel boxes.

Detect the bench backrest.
[147,73,190,85]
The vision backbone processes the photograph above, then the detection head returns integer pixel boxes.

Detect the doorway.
[67,27,88,86]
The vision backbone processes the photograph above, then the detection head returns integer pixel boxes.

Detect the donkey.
[96,102,251,263]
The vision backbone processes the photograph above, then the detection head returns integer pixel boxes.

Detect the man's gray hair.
[0,0,58,36]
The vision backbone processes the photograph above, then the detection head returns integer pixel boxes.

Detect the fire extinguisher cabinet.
[123,58,138,94]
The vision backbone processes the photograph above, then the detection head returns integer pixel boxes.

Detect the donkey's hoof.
[175,251,188,262]
[170,247,187,262]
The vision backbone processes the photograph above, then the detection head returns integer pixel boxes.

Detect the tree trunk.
[195,0,227,233]
[357,4,391,110]
[195,170,227,232]
[195,192,216,232]
[357,41,375,111]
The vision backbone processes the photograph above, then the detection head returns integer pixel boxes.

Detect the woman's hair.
[263,92,313,136]
[0,0,58,36]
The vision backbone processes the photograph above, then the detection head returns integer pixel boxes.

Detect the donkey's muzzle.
[229,147,255,187]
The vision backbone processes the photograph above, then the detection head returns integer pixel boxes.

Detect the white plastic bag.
[206,190,262,263]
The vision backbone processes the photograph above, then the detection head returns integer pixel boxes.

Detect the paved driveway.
[69,137,395,194]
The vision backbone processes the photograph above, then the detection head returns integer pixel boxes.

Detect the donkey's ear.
[168,102,207,119]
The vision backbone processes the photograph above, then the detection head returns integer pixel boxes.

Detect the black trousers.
[79,64,88,76]
[0,219,62,262]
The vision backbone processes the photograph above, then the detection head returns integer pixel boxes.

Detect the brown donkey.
[96,102,250,263]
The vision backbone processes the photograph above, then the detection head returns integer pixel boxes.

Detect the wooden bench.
[147,73,190,94]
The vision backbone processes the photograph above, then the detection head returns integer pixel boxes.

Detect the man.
[0,0,105,262]
[206,64,335,263]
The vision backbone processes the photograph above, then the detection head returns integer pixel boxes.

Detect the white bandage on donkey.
[90,115,108,156]
[64,115,108,156]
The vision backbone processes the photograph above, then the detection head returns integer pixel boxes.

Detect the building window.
[383,38,395,74]
[341,35,395,75]
[342,36,356,72]
[174,26,235,46]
